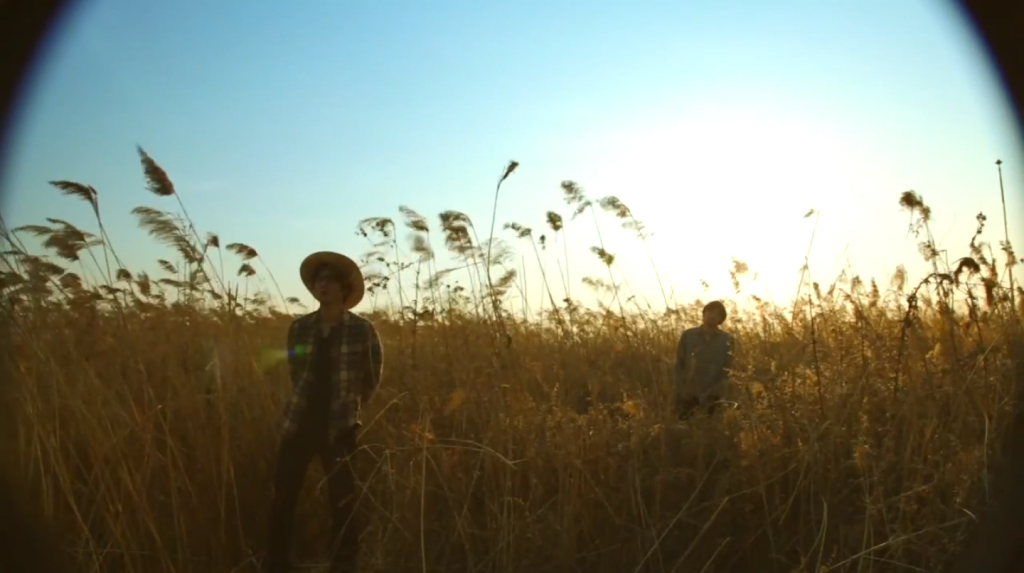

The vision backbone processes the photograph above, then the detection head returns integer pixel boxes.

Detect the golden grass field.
[1,149,1022,572]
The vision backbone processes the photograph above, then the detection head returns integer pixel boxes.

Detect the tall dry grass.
[1,149,1023,572]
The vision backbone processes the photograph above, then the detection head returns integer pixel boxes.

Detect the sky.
[1,0,1022,316]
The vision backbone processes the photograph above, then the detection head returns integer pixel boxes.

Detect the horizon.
[1,0,1023,318]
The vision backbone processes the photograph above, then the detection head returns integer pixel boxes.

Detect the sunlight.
[575,102,876,303]
[3,1,1021,570]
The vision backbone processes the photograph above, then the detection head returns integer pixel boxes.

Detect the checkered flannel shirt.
[280,310,383,441]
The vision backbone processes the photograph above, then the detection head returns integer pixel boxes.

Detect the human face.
[702,306,725,328]
[313,266,348,305]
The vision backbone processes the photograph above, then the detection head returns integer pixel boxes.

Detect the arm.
[362,323,384,402]
[286,319,303,389]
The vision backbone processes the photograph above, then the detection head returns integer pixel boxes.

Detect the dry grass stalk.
[1,152,1022,573]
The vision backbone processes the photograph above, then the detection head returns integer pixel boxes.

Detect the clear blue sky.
[2,0,1022,314]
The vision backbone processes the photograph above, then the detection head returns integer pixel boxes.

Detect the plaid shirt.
[280,310,383,441]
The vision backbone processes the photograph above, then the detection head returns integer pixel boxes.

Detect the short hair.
[703,300,727,319]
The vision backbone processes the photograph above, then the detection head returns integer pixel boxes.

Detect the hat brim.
[299,251,365,309]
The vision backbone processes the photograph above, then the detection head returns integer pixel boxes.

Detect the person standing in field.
[266,251,383,573]
[674,300,735,420]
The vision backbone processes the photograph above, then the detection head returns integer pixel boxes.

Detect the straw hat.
[299,251,365,309]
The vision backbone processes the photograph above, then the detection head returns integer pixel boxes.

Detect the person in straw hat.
[265,251,383,573]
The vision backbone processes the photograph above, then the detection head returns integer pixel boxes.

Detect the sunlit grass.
[1,148,1021,572]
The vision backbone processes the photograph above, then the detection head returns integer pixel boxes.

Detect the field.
[1,149,1022,572]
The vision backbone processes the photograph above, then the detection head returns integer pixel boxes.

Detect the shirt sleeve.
[286,319,302,388]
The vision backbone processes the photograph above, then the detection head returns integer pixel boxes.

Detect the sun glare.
[572,103,875,303]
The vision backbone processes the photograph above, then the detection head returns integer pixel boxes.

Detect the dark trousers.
[266,426,361,573]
